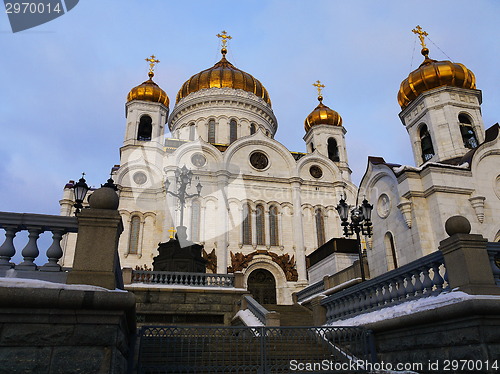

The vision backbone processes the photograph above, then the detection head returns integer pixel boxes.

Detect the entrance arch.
[247,269,277,304]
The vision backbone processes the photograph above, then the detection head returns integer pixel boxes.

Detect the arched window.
[189,123,195,141]
[265,130,270,137]
[328,138,340,162]
[419,124,435,163]
[230,119,237,144]
[190,200,201,242]
[269,205,279,246]
[128,216,141,254]
[250,123,256,135]
[137,115,152,141]
[310,142,315,153]
[315,208,325,247]
[208,119,216,143]
[459,114,478,149]
[242,204,252,245]
[256,204,265,245]
[384,232,398,270]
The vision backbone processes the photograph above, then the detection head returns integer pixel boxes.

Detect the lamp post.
[72,173,89,214]
[165,166,202,240]
[336,194,373,281]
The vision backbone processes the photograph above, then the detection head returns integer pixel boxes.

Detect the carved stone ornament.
[377,193,391,219]
[309,165,323,179]
[227,250,298,281]
[191,153,207,168]
[469,195,486,223]
[133,171,147,185]
[397,199,412,228]
[202,248,217,273]
[250,152,269,170]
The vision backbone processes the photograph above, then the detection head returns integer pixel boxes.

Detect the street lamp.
[165,166,203,240]
[336,193,373,281]
[72,173,89,214]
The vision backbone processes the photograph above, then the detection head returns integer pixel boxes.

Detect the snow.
[0,277,125,292]
[233,309,264,326]
[392,162,469,174]
[329,290,500,327]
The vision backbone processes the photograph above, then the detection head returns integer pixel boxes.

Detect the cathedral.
[59,28,500,304]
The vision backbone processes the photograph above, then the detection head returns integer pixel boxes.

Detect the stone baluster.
[40,229,66,271]
[17,227,43,270]
[420,265,434,295]
[487,250,500,285]
[412,269,424,297]
[395,275,407,302]
[405,272,416,299]
[388,279,398,303]
[374,284,383,308]
[431,262,445,295]
[0,225,19,269]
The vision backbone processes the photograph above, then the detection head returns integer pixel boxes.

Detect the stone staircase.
[263,303,314,326]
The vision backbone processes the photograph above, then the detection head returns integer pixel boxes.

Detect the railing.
[296,279,324,303]
[487,242,500,286]
[243,295,269,325]
[137,326,376,373]
[131,270,235,287]
[321,251,449,323]
[0,212,78,281]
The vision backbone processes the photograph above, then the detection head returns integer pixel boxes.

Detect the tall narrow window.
[269,205,279,246]
[328,138,340,162]
[190,200,201,242]
[310,142,315,153]
[250,123,256,135]
[459,114,478,149]
[420,125,435,163]
[256,204,265,245]
[242,204,252,245]
[189,124,195,141]
[230,119,237,143]
[385,232,398,270]
[137,115,152,141]
[315,208,325,247]
[208,119,216,143]
[128,216,141,254]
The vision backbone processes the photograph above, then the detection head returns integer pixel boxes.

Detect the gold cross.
[412,25,428,49]
[145,54,160,74]
[313,80,325,97]
[168,227,176,239]
[216,30,232,49]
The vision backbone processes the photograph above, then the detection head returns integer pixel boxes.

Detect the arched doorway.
[247,269,277,305]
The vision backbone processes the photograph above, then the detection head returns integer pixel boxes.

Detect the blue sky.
[1,0,499,217]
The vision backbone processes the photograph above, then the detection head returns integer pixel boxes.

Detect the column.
[291,178,307,284]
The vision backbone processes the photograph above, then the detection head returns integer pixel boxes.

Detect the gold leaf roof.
[304,97,342,132]
[127,72,170,107]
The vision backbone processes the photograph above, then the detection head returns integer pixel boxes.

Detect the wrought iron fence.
[137,325,376,373]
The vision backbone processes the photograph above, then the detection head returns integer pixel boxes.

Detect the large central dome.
[176,54,271,106]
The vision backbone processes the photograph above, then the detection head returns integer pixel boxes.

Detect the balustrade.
[131,270,235,288]
[0,212,78,275]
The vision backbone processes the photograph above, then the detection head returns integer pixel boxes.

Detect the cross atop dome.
[216,30,232,56]
[145,54,160,78]
[412,25,428,49]
[313,80,326,101]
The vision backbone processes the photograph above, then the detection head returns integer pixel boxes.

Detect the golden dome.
[176,52,271,105]
[398,48,476,109]
[127,72,170,107]
[304,96,342,132]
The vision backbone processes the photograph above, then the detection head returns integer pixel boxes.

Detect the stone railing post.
[265,311,280,327]
[310,295,326,325]
[439,216,500,296]
[122,267,133,285]
[233,271,244,288]
[67,186,123,290]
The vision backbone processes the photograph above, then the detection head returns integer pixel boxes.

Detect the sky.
[1,0,499,219]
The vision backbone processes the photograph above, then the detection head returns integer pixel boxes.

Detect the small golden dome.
[304,96,342,132]
[176,53,271,105]
[398,48,476,109]
[127,72,170,107]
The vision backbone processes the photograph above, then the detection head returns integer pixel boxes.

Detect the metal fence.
[137,326,376,374]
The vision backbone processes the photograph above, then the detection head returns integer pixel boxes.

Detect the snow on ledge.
[0,277,126,292]
[329,290,500,327]
[393,161,469,174]
[233,309,264,326]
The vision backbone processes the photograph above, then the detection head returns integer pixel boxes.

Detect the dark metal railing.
[487,242,500,286]
[296,279,324,303]
[132,270,235,287]
[137,326,376,373]
[321,251,449,323]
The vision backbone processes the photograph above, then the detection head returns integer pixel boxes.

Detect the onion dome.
[397,47,476,109]
[304,95,342,132]
[176,48,271,105]
[127,71,170,107]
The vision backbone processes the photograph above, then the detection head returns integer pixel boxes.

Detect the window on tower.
[315,208,325,247]
[230,119,237,144]
[327,138,340,162]
[189,123,195,141]
[269,205,279,246]
[242,203,252,245]
[459,114,479,149]
[137,115,152,141]
[419,124,435,163]
[128,216,141,254]
[250,123,256,135]
[208,119,216,143]
[256,204,265,246]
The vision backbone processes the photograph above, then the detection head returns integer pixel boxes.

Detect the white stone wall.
[308,252,358,284]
